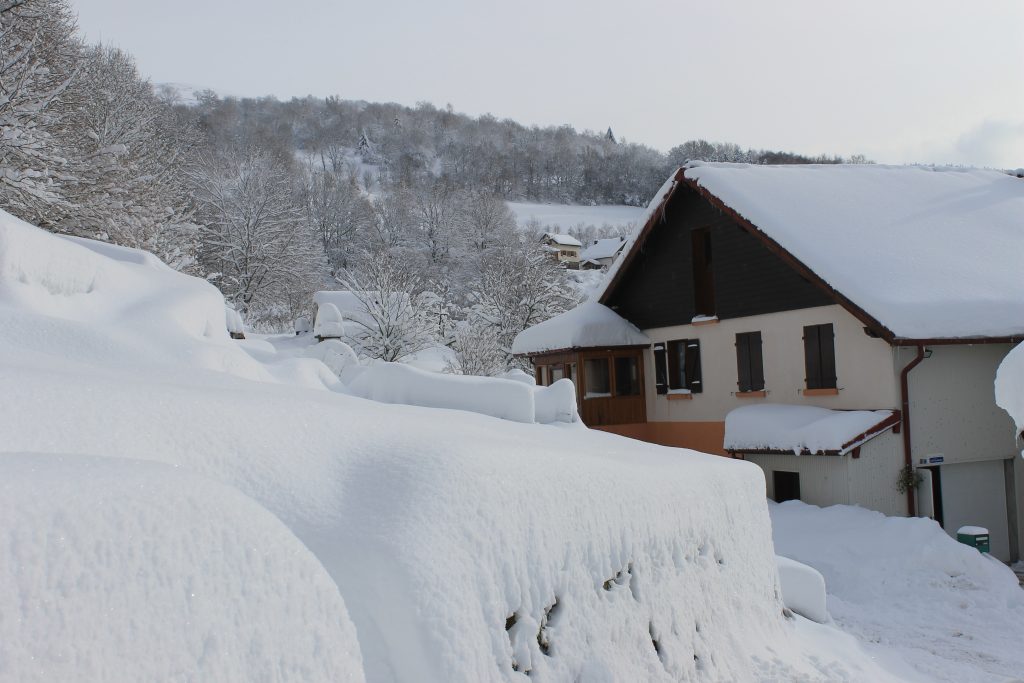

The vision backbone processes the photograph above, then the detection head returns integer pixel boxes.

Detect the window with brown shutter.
[736,331,765,392]
[803,323,836,389]
[667,339,703,393]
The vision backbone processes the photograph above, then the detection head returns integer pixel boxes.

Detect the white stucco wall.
[902,344,1017,466]
[642,304,899,423]
[901,343,1020,561]
[747,430,904,517]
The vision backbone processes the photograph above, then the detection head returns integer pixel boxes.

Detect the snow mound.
[725,404,895,455]
[775,555,828,624]
[314,302,345,338]
[0,209,281,383]
[512,301,650,355]
[995,341,1024,436]
[771,500,1024,682]
[0,452,364,683]
[305,338,360,379]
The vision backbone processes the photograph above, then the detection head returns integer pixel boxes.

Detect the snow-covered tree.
[461,189,516,253]
[192,149,327,325]
[0,0,79,222]
[302,166,374,272]
[467,238,578,367]
[446,319,506,376]
[336,248,436,361]
[56,44,199,268]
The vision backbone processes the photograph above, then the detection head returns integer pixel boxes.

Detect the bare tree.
[192,149,327,325]
[336,248,436,361]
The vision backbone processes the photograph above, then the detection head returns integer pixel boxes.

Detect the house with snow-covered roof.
[514,163,1024,562]
[539,232,583,268]
[579,236,627,270]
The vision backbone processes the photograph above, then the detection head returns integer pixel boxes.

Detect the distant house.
[515,163,1024,562]
[579,237,626,270]
[539,233,582,268]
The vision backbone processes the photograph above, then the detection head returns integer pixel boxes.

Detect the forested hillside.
[1,0,867,370]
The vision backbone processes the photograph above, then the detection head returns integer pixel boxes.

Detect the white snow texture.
[0,208,911,682]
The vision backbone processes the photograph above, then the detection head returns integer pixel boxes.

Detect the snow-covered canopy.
[512,301,650,355]
[681,163,1024,340]
[541,232,582,247]
[580,237,626,261]
[995,342,1024,436]
[724,404,897,455]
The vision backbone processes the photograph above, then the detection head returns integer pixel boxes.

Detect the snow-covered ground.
[771,501,1024,683]
[0,209,1017,682]
[0,209,911,681]
[507,201,645,233]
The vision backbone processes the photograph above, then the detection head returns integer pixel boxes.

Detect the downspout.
[899,344,926,516]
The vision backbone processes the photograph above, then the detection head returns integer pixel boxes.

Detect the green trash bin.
[956,526,990,553]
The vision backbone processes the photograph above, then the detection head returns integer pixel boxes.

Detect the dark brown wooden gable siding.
[711,221,832,319]
[606,186,832,327]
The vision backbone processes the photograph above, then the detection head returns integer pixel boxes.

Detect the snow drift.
[0,453,364,683]
[771,500,1024,682]
[0,212,904,681]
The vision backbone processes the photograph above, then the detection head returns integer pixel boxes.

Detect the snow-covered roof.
[602,164,1024,340]
[724,404,898,455]
[542,232,582,247]
[580,237,626,261]
[511,302,651,355]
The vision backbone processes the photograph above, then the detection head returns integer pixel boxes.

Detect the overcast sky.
[71,0,1023,168]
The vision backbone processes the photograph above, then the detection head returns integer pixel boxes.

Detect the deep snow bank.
[771,500,1024,682]
[0,215,905,682]
[0,453,364,683]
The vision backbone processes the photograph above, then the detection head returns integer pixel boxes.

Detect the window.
[584,358,611,398]
[803,323,837,389]
[773,471,801,503]
[735,332,765,392]
[550,365,565,383]
[614,356,640,396]
[655,339,702,394]
[691,228,715,316]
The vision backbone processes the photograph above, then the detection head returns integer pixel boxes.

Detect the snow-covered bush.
[314,302,345,339]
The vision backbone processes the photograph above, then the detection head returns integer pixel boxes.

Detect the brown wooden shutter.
[819,324,837,388]
[685,340,702,393]
[803,325,821,389]
[653,344,668,395]
[736,332,764,392]
[749,332,765,391]
[736,333,751,392]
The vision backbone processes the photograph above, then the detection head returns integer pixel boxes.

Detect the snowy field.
[0,209,1020,682]
[507,201,645,232]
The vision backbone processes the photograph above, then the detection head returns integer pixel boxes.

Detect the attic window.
[691,228,715,316]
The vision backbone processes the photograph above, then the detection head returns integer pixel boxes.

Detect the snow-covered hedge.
[348,361,580,425]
